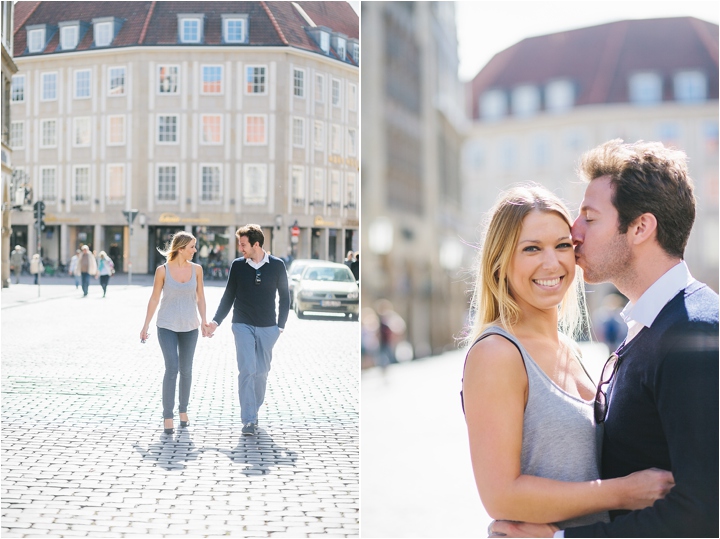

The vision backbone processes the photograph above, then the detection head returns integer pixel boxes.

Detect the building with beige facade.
[2,0,18,287]
[464,17,719,310]
[9,1,358,275]
[362,2,468,358]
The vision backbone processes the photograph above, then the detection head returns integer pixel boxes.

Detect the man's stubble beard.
[582,232,635,289]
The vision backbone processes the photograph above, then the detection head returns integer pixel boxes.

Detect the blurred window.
[331,125,342,155]
[158,65,179,94]
[674,71,706,103]
[347,128,357,156]
[320,31,330,54]
[223,17,246,44]
[41,167,56,202]
[291,166,305,206]
[41,72,57,101]
[511,85,540,117]
[330,170,341,208]
[27,28,45,53]
[480,89,506,120]
[73,117,91,147]
[346,173,357,210]
[332,78,341,107]
[201,115,222,144]
[61,25,78,50]
[348,83,357,111]
[533,135,550,167]
[629,72,662,105]
[74,166,91,202]
[75,69,91,99]
[201,165,222,202]
[500,139,516,171]
[293,117,305,147]
[545,79,574,112]
[10,121,24,149]
[315,73,325,102]
[294,68,305,98]
[202,65,223,94]
[108,115,125,145]
[157,165,177,202]
[94,21,113,47]
[179,17,201,43]
[314,121,324,151]
[312,168,324,206]
[11,75,25,102]
[107,164,125,203]
[704,121,718,155]
[243,164,267,205]
[108,66,125,96]
[41,119,57,148]
[157,115,178,143]
[246,65,267,95]
[658,122,679,147]
[245,115,267,145]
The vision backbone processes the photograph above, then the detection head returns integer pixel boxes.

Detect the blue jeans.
[157,327,198,419]
[81,272,91,295]
[231,323,281,424]
[74,274,80,288]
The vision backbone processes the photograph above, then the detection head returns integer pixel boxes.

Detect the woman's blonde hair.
[157,231,195,262]
[464,184,588,347]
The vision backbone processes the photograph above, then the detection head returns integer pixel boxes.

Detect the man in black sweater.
[207,224,290,436]
[493,140,718,537]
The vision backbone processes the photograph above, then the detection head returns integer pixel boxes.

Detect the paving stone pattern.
[2,283,359,537]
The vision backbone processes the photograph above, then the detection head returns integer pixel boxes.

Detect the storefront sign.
[158,213,211,224]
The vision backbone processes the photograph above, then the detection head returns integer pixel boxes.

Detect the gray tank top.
[156,263,200,333]
[476,326,609,528]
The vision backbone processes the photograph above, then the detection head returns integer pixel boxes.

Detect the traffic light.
[34,201,46,232]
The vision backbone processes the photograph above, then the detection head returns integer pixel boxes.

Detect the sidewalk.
[2,284,359,537]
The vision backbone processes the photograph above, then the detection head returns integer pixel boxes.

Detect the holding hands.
[202,321,218,338]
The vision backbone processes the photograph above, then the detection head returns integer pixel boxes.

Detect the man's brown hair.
[236,224,264,248]
[579,139,695,259]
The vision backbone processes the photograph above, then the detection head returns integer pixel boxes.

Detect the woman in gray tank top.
[461,186,674,534]
[140,231,210,435]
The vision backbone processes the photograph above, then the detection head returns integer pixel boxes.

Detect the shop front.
[193,226,233,280]
[104,226,125,274]
[148,226,178,272]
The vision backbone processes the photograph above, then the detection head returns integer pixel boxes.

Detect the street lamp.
[123,209,139,285]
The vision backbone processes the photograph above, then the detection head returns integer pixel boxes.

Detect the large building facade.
[10,1,359,274]
[2,0,18,287]
[362,2,468,358]
[464,17,719,301]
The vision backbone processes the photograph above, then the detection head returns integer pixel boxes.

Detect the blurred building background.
[362,8,718,365]
[2,0,18,287]
[464,16,719,318]
[6,1,358,279]
[361,1,468,360]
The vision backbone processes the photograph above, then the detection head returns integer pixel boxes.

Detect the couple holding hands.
[140,224,290,438]
[463,139,718,537]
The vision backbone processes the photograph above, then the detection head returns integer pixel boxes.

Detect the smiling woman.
[460,184,675,530]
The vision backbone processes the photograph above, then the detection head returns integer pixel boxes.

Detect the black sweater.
[566,282,719,537]
[213,256,290,329]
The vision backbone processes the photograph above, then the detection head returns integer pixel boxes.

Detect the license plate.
[321,300,341,307]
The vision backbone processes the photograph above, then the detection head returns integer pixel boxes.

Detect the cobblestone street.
[2,280,359,537]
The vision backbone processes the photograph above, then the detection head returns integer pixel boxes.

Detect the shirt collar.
[620,260,695,330]
[245,250,269,270]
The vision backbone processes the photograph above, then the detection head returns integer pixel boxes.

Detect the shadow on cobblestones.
[133,430,298,475]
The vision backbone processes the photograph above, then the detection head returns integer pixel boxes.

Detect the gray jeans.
[157,327,199,419]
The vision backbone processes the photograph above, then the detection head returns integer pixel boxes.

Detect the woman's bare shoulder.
[465,333,526,379]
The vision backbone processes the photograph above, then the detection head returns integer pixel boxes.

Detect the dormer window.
[511,85,540,117]
[92,17,122,48]
[59,21,87,51]
[222,14,248,44]
[545,79,575,112]
[674,70,706,103]
[178,14,204,44]
[307,26,331,55]
[629,72,662,105]
[348,39,359,63]
[331,33,347,61]
[480,89,507,120]
[26,25,47,53]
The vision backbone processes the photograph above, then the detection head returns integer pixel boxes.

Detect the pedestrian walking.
[96,251,115,297]
[68,249,81,289]
[205,224,290,436]
[78,245,98,297]
[140,231,209,435]
[10,245,26,284]
[350,252,359,282]
[29,253,44,284]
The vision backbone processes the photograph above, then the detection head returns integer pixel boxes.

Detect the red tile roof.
[13,0,358,63]
[468,17,719,119]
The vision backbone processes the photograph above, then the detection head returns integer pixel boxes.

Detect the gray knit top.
[475,326,609,528]
[156,263,200,333]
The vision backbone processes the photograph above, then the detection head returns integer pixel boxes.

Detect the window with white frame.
[674,70,707,103]
[291,166,305,206]
[109,66,125,96]
[245,115,267,145]
[158,65,179,94]
[11,75,25,102]
[320,31,330,54]
[312,168,324,206]
[94,21,113,47]
[179,17,202,43]
[346,173,357,209]
[223,17,246,43]
[545,79,574,112]
[202,65,223,94]
[75,69,91,99]
[157,165,178,202]
[315,73,324,102]
[41,119,57,148]
[157,115,178,143]
[201,115,222,144]
[107,115,125,145]
[629,72,662,105]
[107,164,125,203]
[293,68,305,98]
[332,78,341,107]
[292,117,305,147]
[73,117,91,147]
[347,128,357,156]
[73,166,91,202]
[10,121,24,149]
[27,28,45,53]
[61,25,78,50]
[330,170,340,208]
[511,85,540,117]
[480,89,507,120]
[348,83,357,111]
[41,72,57,101]
[200,165,222,202]
[243,164,267,205]
[41,167,57,202]
[314,121,324,151]
[246,66,266,94]
[335,37,346,60]
[331,125,342,155]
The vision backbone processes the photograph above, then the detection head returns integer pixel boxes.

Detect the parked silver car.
[287,259,326,308]
[293,262,359,319]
